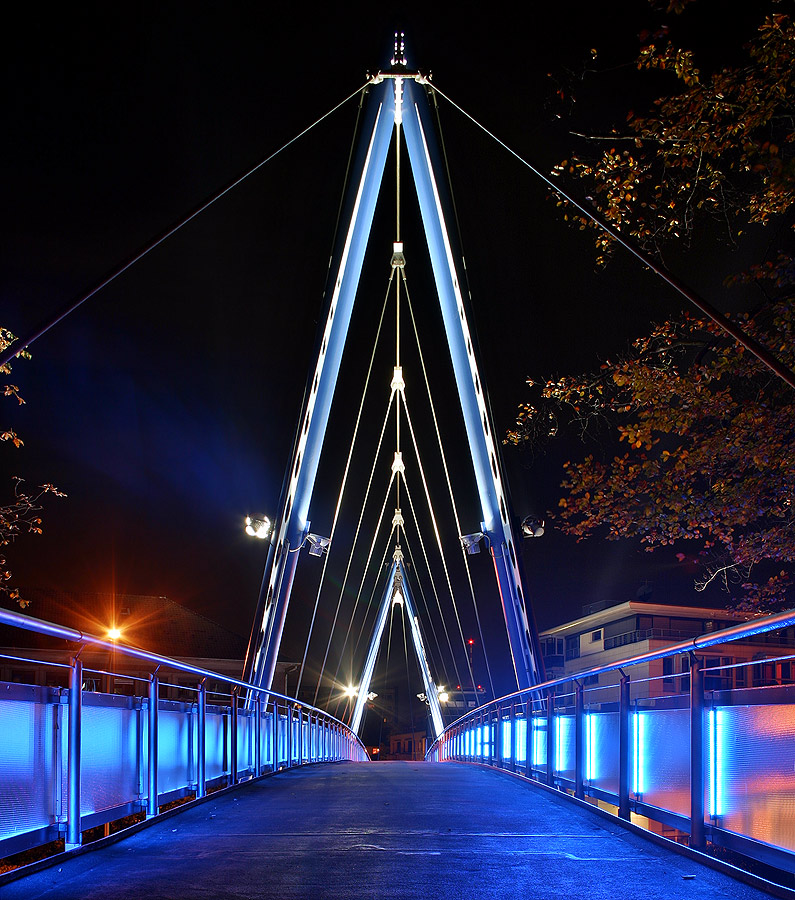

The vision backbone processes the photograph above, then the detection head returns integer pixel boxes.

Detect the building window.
[590,629,602,642]
[565,635,580,661]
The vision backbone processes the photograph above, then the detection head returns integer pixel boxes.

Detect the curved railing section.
[0,607,367,862]
[427,608,795,875]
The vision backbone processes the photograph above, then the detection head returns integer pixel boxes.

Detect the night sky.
[1,3,764,703]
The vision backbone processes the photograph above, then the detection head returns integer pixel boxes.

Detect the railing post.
[525,697,533,778]
[254,693,262,776]
[286,705,293,768]
[690,654,706,850]
[494,706,502,768]
[546,689,555,787]
[148,672,159,818]
[230,688,238,785]
[197,680,206,798]
[297,707,303,766]
[575,681,584,800]
[66,657,83,849]
[510,701,517,772]
[272,700,279,771]
[618,673,630,820]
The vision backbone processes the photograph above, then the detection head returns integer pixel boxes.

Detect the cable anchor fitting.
[391,242,405,269]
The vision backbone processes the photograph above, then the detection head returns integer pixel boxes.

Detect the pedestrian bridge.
[0,762,781,900]
[2,605,795,898]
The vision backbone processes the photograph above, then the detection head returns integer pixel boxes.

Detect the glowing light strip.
[502,719,511,761]
[633,712,645,796]
[709,708,723,818]
[585,714,595,782]
[516,718,526,763]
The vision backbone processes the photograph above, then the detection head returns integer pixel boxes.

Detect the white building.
[539,600,795,699]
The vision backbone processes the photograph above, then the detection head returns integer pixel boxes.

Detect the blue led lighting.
[585,714,596,782]
[632,712,645,796]
[709,708,724,818]
[515,719,527,763]
[502,720,511,761]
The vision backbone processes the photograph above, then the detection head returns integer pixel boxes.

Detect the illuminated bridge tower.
[244,39,545,707]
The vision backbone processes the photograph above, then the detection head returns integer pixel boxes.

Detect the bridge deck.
[2,762,778,900]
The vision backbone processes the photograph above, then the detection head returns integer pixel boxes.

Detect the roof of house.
[1,588,247,660]
[539,599,754,638]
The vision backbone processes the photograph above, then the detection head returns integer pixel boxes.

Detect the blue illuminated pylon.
[244,42,544,698]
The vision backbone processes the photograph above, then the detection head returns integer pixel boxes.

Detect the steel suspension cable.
[296,276,393,698]
[333,522,398,720]
[320,471,396,709]
[400,475,466,695]
[400,529,451,690]
[402,274,496,698]
[376,601,398,753]
[400,394,480,697]
[312,400,395,707]
[428,83,795,392]
[0,83,371,370]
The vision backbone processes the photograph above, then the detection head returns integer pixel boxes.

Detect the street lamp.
[244,515,272,539]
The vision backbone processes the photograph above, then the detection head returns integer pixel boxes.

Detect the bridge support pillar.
[147,673,159,818]
[690,655,706,850]
[66,657,83,849]
[618,674,630,820]
[575,682,584,800]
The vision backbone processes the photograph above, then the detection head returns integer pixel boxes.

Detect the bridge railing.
[427,608,795,875]
[0,607,367,862]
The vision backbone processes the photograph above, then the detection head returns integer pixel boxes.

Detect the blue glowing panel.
[0,698,56,840]
[555,715,575,780]
[205,711,227,780]
[588,712,619,796]
[515,719,527,763]
[531,716,547,769]
[157,709,190,795]
[502,720,512,762]
[635,707,690,816]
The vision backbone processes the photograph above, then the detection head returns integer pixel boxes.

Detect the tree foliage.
[509,7,795,610]
[0,328,64,607]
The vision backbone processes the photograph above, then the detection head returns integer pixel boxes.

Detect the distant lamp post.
[244,515,272,540]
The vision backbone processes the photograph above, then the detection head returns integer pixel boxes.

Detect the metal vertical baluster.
[546,689,555,788]
[197,680,206,799]
[690,654,706,850]
[618,672,630,820]
[230,688,238,785]
[66,656,83,849]
[254,693,262,777]
[575,681,584,800]
[147,671,159,818]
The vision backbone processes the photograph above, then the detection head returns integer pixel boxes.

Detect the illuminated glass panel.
[515,718,527,763]
[502,720,511,761]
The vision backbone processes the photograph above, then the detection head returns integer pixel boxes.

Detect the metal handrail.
[428,606,795,758]
[0,606,364,751]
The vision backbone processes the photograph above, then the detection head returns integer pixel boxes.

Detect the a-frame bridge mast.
[244,39,544,704]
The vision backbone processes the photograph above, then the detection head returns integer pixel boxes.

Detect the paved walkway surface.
[2,761,781,900]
